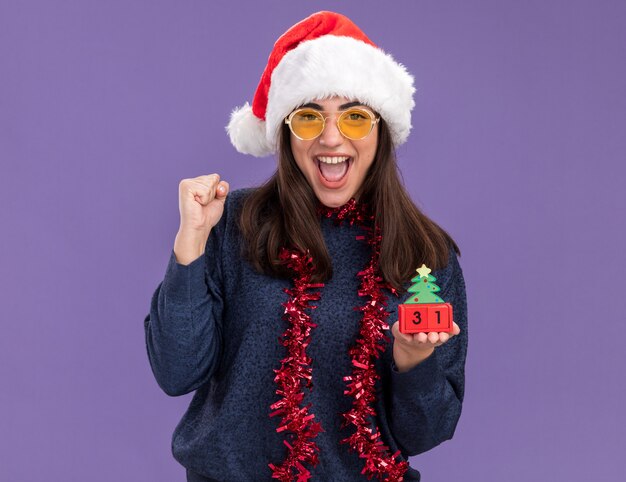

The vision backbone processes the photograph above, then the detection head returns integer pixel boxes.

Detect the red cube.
[398,303,454,334]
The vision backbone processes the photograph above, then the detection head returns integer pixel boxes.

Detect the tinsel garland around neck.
[268,199,409,481]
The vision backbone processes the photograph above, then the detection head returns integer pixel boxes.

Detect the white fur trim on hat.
[227,35,415,157]
[265,35,415,152]
[227,102,273,157]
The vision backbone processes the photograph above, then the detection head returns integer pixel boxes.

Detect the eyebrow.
[300,101,363,110]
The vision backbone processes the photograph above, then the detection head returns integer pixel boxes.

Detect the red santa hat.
[226,11,416,157]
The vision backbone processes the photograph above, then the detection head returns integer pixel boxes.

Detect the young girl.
[145,11,467,482]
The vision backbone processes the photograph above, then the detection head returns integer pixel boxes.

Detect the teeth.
[317,156,349,164]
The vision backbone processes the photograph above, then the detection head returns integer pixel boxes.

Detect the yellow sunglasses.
[285,107,380,141]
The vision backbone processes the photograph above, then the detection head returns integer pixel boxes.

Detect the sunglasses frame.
[284,107,380,141]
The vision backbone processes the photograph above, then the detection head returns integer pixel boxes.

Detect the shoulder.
[205,188,255,246]
[432,243,464,299]
[224,187,256,212]
[217,187,257,227]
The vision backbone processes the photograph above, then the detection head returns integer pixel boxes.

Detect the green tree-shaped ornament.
[406,264,444,304]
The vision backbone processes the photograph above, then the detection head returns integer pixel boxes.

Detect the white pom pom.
[226,103,274,157]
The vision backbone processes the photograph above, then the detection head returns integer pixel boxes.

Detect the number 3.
[412,311,422,325]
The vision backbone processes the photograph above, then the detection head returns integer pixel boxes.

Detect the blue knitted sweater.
[144,189,468,481]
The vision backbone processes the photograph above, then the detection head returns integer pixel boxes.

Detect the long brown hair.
[238,120,460,292]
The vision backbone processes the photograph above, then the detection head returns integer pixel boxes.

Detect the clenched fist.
[174,174,229,265]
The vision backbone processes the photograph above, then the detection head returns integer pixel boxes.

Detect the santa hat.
[226,11,416,157]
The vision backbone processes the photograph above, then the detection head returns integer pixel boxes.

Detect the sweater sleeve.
[384,247,468,456]
[143,208,227,397]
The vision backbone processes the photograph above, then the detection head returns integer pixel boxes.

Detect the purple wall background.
[1,1,625,481]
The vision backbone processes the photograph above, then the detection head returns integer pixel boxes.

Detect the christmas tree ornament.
[398,264,454,334]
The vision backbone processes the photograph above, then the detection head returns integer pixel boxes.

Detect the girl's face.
[289,96,379,208]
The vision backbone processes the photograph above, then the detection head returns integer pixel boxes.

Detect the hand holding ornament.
[391,320,461,372]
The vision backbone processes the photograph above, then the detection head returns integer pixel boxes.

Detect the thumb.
[214,181,229,202]
[391,320,413,343]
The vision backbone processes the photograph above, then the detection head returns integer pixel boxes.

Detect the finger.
[190,175,222,204]
[391,321,414,343]
[215,181,229,199]
[180,178,211,206]
[438,332,450,344]
[188,181,214,206]
[452,322,461,336]
[194,173,220,187]
[427,332,439,344]
[415,332,428,344]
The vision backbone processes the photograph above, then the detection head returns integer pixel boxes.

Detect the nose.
[318,115,344,148]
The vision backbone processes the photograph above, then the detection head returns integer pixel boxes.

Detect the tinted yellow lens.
[338,109,374,139]
[289,109,324,140]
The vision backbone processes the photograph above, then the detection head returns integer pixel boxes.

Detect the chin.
[316,190,353,208]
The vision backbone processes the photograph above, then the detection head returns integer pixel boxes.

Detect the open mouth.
[316,156,352,184]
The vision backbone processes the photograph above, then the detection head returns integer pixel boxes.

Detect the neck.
[317,198,371,224]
